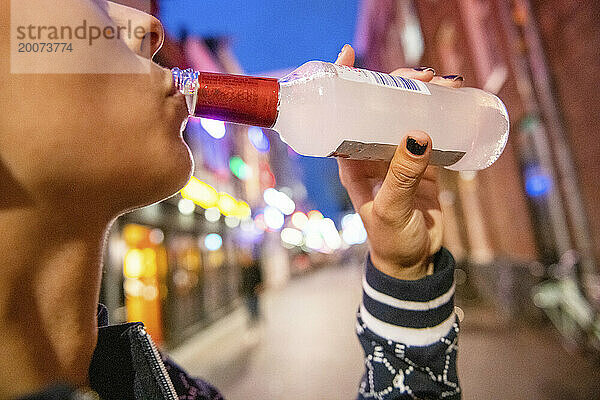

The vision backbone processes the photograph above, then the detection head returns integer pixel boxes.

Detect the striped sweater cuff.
[360,248,456,346]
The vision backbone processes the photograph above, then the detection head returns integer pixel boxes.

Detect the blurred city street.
[170,261,600,400]
[169,260,365,400]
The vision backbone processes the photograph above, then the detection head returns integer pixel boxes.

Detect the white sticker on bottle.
[333,64,431,95]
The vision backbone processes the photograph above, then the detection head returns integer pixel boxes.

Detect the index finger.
[430,75,464,88]
[388,67,435,82]
[389,68,465,89]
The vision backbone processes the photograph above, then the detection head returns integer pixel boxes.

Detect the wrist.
[369,252,431,280]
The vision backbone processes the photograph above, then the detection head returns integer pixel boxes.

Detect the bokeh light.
[124,249,144,279]
[281,228,303,247]
[229,156,253,180]
[178,198,196,215]
[291,211,308,230]
[305,231,324,250]
[204,207,221,222]
[320,218,342,250]
[308,210,324,220]
[235,201,252,219]
[263,188,295,215]
[263,188,279,207]
[254,213,267,231]
[124,248,157,279]
[524,165,553,197]
[148,229,165,245]
[204,233,223,251]
[248,126,270,152]
[200,118,226,139]
[341,213,367,245]
[180,177,219,209]
[217,193,238,216]
[225,215,240,228]
[264,206,285,231]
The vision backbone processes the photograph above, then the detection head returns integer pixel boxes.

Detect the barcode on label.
[367,70,430,94]
[333,63,432,95]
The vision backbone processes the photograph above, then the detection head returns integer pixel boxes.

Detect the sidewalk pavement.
[169,262,600,400]
[169,262,365,400]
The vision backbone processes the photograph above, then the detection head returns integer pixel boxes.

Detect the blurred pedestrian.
[239,249,263,325]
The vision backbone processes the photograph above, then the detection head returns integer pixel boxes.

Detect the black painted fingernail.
[406,137,428,156]
[442,74,464,81]
[413,66,435,74]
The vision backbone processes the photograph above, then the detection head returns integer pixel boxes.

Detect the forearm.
[356,248,460,399]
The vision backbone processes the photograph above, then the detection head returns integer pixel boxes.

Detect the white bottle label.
[332,64,431,95]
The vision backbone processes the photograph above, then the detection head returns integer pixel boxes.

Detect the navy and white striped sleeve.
[356,248,461,400]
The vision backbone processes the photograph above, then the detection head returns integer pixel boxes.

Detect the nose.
[106,2,165,58]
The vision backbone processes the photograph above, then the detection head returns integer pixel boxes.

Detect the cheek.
[26,118,193,210]
[84,89,189,176]
[5,73,193,208]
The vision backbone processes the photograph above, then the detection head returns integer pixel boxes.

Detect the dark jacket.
[19,305,222,400]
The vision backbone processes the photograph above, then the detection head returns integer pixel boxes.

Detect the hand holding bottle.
[335,45,464,280]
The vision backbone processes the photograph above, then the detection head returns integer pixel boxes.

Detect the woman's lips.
[163,69,191,133]
[164,67,181,97]
[167,77,179,97]
[168,75,189,114]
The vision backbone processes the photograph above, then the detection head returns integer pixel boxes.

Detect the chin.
[150,140,194,203]
[115,140,194,214]
[165,141,195,196]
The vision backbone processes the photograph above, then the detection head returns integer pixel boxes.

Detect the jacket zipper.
[133,325,179,400]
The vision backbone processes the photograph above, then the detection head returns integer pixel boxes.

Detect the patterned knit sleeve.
[356,248,461,400]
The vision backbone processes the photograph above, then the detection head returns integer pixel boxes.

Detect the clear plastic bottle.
[173,61,509,171]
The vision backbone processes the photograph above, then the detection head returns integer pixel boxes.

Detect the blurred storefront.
[101,201,242,348]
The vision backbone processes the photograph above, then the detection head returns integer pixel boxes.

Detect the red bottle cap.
[194,72,279,128]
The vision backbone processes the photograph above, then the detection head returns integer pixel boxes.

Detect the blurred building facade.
[355,0,599,305]
[531,0,600,268]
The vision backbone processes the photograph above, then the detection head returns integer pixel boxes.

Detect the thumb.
[374,131,432,226]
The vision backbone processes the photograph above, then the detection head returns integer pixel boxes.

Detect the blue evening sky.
[159,0,359,74]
